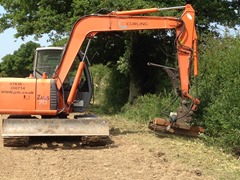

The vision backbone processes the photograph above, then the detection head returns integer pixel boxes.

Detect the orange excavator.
[1,4,203,146]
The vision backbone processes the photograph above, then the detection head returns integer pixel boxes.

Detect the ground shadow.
[10,136,115,150]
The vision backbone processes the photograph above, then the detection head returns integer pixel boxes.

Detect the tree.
[0,0,239,39]
[0,0,73,40]
[186,0,240,34]
[0,41,39,77]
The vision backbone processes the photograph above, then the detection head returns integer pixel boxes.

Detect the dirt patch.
[0,116,239,180]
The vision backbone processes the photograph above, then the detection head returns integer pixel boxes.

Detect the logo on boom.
[118,20,148,29]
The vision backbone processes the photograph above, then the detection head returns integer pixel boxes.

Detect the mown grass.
[104,115,240,180]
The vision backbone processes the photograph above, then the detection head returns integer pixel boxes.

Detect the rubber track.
[3,137,30,147]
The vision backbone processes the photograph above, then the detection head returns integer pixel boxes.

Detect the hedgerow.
[198,36,240,154]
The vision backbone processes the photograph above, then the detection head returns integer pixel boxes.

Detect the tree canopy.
[0,0,239,40]
[0,41,39,77]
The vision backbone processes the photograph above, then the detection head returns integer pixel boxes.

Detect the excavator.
[0,4,203,147]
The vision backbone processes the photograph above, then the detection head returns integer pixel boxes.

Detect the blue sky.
[0,6,50,61]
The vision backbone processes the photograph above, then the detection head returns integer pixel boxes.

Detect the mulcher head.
[149,117,204,137]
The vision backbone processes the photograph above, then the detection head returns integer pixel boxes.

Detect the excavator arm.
[54,4,199,113]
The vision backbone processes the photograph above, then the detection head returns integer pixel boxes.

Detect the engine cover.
[0,77,57,115]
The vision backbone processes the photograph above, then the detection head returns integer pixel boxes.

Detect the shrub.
[90,64,129,114]
[198,36,240,153]
[121,93,178,123]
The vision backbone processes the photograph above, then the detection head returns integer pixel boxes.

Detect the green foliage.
[198,36,240,153]
[91,65,177,120]
[187,1,239,34]
[88,32,125,66]
[1,0,239,40]
[90,64,110,105]
[0,41,39,77]
[52,38,68,47]
[0,0,72,39]
[90,64,129,114]
[121,93,178,123]
[128,31,176,94]
[102,68,129,113]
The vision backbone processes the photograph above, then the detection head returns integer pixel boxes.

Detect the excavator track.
[81,136,110,147]
[3,136,30,147]
[3,136,110,148]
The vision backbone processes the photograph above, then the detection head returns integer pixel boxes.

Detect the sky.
[0,6,51,61]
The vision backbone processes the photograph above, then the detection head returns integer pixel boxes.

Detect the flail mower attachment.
[149,117,204,137]
[149,107,204,137]
[147,62,204,137]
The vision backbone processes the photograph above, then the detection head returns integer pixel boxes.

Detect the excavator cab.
[33,47,93,112]
[33,47,62,78]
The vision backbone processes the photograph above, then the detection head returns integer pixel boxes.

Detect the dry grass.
[106,115,240,180]
[0,114,239,179]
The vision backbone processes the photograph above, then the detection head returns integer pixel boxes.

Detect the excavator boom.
[54,4,202,136]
